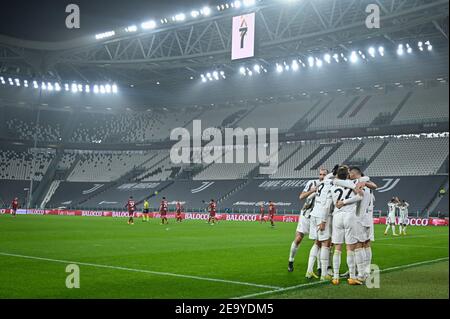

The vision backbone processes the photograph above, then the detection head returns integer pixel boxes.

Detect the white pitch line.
[375,243,448,249]
[0,252,281,290]
[232,257,449,299]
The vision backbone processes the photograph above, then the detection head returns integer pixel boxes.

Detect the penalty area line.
[0,252,281,290]
[232,257,449,299]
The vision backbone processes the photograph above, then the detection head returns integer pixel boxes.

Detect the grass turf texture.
[0,215,448,299]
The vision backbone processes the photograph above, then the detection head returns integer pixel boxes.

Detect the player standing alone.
[207,199,217,225]
[259,203,266,223]
[160,197,169,225]
[384,197,399,236]
[268,201,276,227]
[11,197,19,217]
[125,196,136,225]
[175,201,183,222]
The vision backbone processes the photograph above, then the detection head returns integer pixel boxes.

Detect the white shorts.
[309,215,331,241]
[386,214,396,224]
[399,215,408,224]
[296,215,310,235]
[355,221,371,243]
[369,223,374,242]
[332,212,358,245]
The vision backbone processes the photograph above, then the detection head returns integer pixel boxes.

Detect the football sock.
[288,241,299,262]
[320,246,330,278]
[307,244,320,274]
[333,250,342,280]
[347,250,356,279]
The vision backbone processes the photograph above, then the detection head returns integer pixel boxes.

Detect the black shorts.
[143,209,149,214]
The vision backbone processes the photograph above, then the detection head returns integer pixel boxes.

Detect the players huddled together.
[287,164,378,286]
[385,197,409,236]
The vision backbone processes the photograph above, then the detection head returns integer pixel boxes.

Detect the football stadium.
[0,0,449,302]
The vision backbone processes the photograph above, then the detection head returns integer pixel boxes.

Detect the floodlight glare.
[239,67,246,75]
[234,1,242,9]
[308,57,315,67]
[141,20,156,30]
[42,82,47,90]
[47,83,53,91]
[105,84,111,93]
[191,10,200,18]
[55,83,61,91]
[254,64,261,73]
[397,44,404,56]
[201,6,211,16]
[85,85,90,93]
[368,47,376,58]
[276,64,283,73]
[33,81,39,89]
[324,54,331,64]
[125,25,138,32]
[175,13,186,21]
[93,85,99,93]
[316,59,323,68]
[112,84,118,93]
[378,46,385,56]
[100,85,106,94]
[291,60,299,71]
[333,54,339,63]
[350,51,358,63]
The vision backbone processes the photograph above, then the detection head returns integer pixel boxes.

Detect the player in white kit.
[384,197,399,236]
[398,199,409,235]
[333,166,378,282]
[287,169,326,273]
[306,166,338,281]
[329,165,364,285]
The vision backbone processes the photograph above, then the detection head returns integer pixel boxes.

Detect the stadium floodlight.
[397,44,404,56]
[225,3,229,9]
[316,59,323,68]
[15,78,20,86]
[7,78,13,85]
[47,82,53,91]
[333,54,339,63]
[78,84,83,92]
[55,83,61,91]
[93,85,99,93]
[406,44,412,54]
[243,0,256,7]
[248,70,253,76]
[85,85,90,93]
[105,84,111,93]
[276,63,283,73]
[23,80,28,87]
[33,81,39,89]
[100,85,106,94]
[239,67,246,75]
[175,13,186,21]
[324,54,331,64]
[141,20,156,30]
[350,51,358,63]
[201,6,211,16]
[206,72,212,79]
[191,10,200,18]
[201,77,207,83]
[125,25,138,32]
[253,64,261,73]
[308,57,315,67]
[234,1,242,9]
[368,47,376,58]
[64,83,69,91]
[0,76,4,84]
[112,84,118,93]
[378,46,385,56]
[41,82,47,90]
[95,31,115,40]
[71,83,77,93]
[291,60,299,71]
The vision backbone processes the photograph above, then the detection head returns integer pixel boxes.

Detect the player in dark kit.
[175,201,183,222]
[207,199,217,225]
[125,196,136,225]
[10,197,19,217]
[160,197,169,225]
[259,203,266,223]
[268,200,276,227]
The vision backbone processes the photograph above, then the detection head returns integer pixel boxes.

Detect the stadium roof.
[0,0,448,87]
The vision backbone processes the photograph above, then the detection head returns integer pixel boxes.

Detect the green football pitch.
[0,215,448,299]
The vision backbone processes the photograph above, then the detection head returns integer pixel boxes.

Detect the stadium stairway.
[306,98,334,126]
[30,151,63,208]
[337,97,359,119]
[349,96,371,117]
[386,91,413,124]
[40,180,61,208]
[289,99,322,132]
[311,142,342,170]
[136,180,175,207]
[424,178,449,216]
[343,141,365,164]
[294,144,325,171]
[361,140,389,171]
[217,179,250,205]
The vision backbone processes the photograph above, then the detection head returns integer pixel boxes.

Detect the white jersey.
[330,183,362,215]
[388,202,397,217]
[300,179,319,218]
[310,174,334,221]
[399,202,409,217]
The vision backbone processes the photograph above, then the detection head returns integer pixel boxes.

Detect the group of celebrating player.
[286,165,378,286]
[385,197,409,236]
[125,196,218,225]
